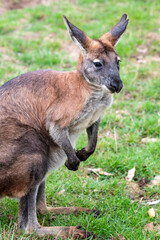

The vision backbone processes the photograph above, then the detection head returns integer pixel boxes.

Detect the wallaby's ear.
[63,16,92,53]
[100,14,129,46]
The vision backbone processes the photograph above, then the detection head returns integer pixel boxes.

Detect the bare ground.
[0,0,53,14]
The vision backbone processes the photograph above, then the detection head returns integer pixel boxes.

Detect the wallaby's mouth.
[116,85,123,93]
[107,86,117,93]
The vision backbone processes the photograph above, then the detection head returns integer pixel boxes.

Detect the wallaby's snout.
[103,57,123,93]
[107,70,123,93]
[109,78,123,93]
[116,80,123,93]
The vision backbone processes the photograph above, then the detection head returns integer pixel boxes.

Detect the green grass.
[0,0,160,239]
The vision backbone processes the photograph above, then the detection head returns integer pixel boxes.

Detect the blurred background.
[0,0,159,239]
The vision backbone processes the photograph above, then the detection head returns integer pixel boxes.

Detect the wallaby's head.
[63,14,129,93]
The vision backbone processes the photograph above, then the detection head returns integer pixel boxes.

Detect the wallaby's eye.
[117,56,121,70]
[93,59,103,68]
[117,56,121,64]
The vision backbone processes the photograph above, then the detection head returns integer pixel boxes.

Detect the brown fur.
[0,70,92,129]
[100,32,117,46]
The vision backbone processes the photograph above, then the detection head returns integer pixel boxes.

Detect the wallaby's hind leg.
[27,186,40,233]
[36,181,97,239]
[46,206,100,216]
[37,179,100,216]
[36,179,48,215]
[18,196,28,231]
[18,186,40,234]
[37,225,96,239]
[19,182,96,239]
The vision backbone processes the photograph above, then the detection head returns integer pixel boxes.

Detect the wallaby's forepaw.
[65,159,80,171]
[76,148,92,162]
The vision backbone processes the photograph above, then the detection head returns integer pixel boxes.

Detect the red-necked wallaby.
[0,14,129,239]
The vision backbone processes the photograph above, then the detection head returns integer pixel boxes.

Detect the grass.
[0,0,160,239]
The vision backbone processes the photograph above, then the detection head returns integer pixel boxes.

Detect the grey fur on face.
[81,50,123,93]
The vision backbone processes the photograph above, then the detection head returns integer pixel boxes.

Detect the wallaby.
[0,14,129,239]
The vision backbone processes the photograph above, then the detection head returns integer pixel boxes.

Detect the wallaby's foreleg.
[49,125,80,171]
[76,119,100,161]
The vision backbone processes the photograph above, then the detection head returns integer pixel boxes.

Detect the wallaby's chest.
[70,89,113,132]
[48,90,113,171]
[48,106,104,171]
[70,105,105,132]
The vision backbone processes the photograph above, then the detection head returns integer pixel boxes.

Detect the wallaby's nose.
[110,81,123,93]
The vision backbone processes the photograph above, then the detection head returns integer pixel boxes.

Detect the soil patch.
[130,31,160,65]
[138,177,150,188]
[125,182,144,200]
[61,41,80,62]
[0,0,53,14]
